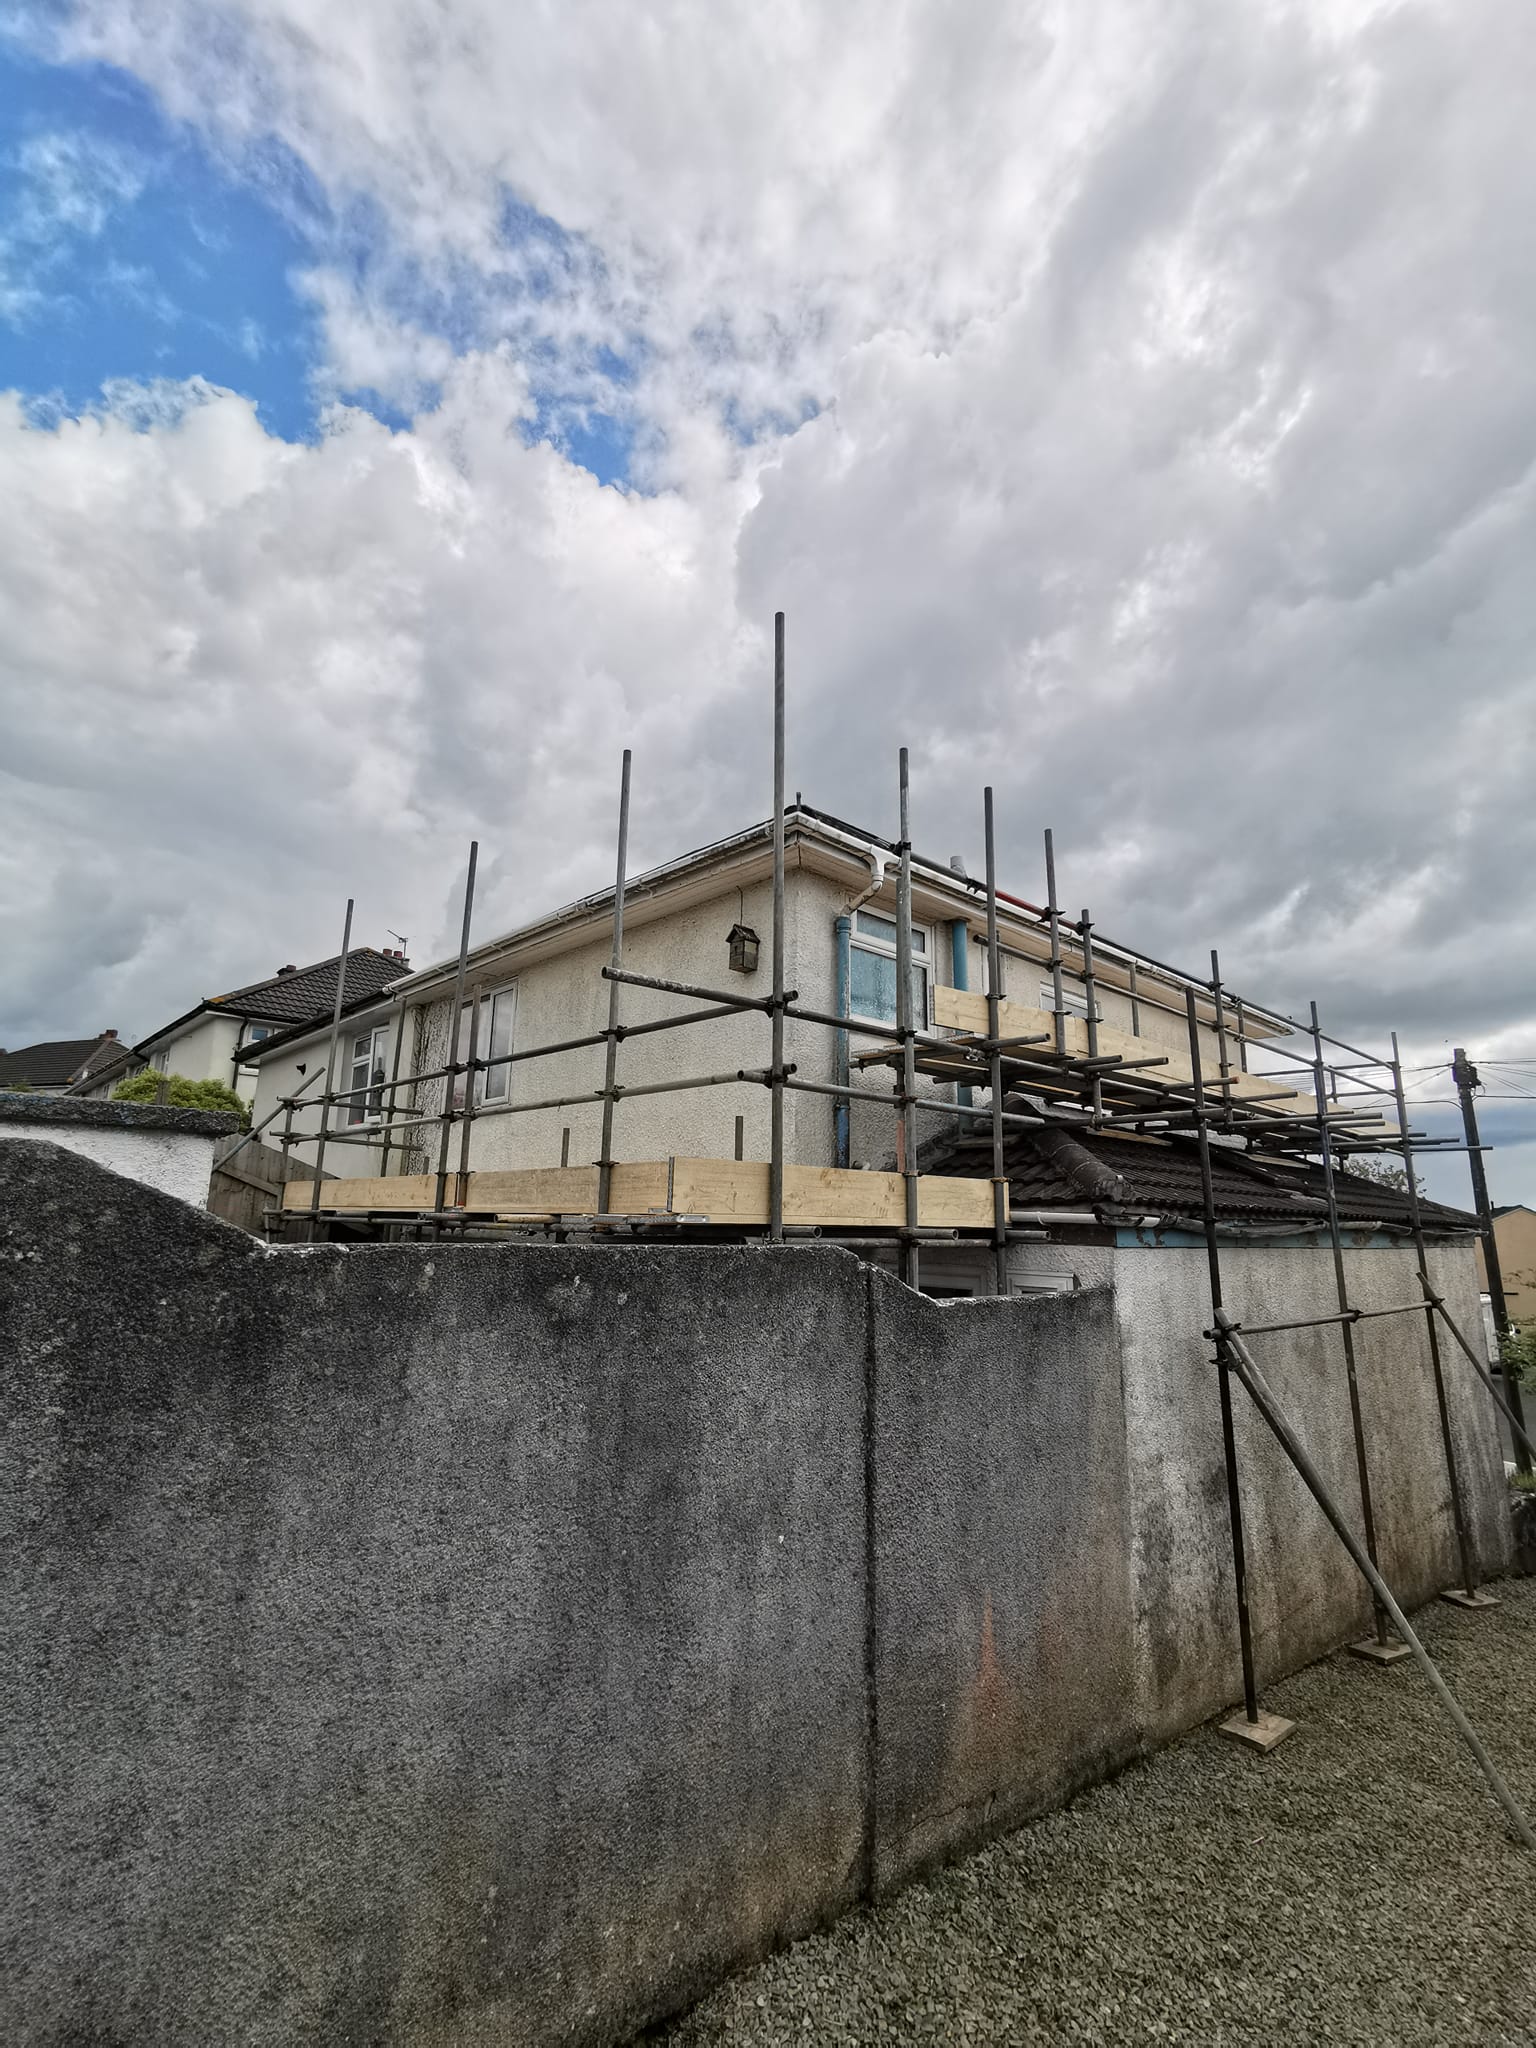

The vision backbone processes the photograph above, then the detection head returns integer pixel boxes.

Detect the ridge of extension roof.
[922,1121,1477,1233]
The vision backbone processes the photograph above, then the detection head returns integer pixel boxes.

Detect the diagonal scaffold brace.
[1215,1307,1536,1855]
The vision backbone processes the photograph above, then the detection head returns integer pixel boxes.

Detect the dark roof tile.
[0,1034,122,1090]
[926,1124,1476,1232]
[209,949,408,1025]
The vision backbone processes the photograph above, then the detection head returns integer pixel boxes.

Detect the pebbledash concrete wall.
[1,1142,1509,2048]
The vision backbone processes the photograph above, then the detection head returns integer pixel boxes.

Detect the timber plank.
[282,1173,444,1212]
[932,986,1307,1113]
[465,1167,601,1212]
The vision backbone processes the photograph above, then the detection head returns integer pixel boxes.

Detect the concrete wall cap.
[0,1091,241,1138]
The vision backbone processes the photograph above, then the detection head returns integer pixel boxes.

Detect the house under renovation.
[235,797,1472,1297]
[8,626,1531,2048]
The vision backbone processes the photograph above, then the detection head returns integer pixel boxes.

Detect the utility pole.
[1453,1047,1531,1475]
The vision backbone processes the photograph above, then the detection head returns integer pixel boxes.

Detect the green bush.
[112,1070,250,1127]
[1501,1321,1536,1390]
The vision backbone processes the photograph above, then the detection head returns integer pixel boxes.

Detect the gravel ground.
[660,1576,1536,2047]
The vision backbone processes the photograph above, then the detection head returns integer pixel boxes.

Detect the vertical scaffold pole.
[307,896,354,1232]
[1186,989,1267,1739]
[769,614,787,1244]
[1128,960,1141,1037]
[381,1001,407,1179]
[1210,950,1233,1128]
[434,842,478,1217]
[456,982,483,1191]
[1309,1002,1395,1658]
[1391,1033,1487,1607]
[1079,909,1103,1126]
[597,753,632,1219]
[1454,1047,1532,1476]
[895,747,920,1291]
[983,789,1009,1297]
[1043,829,1067,1058]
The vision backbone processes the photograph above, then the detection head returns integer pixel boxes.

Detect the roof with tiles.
[206,949,408,1025]
[0,1034,125,1090]
[925,1123,1476,1232]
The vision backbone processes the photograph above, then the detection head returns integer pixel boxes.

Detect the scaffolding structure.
[241,610,1536,1849]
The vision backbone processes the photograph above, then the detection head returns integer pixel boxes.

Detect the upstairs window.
[849,911,930,1029]
[1038,981,1093,1021]
[346,1024,390,1126]
[453,985,517,1108]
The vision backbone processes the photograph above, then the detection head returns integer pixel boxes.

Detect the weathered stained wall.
[1118,1240,1509,1742]
[0,1142,1513,2048]
[3,1143,870,2048]
[871,1281,1136,1890]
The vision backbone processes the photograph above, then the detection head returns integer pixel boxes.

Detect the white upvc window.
[1038,980,1093,1021]
[848,911,931,1029]
[346,1024,391,1126]
[1012,1273,1075,1295]
[985,950,1095,1019]
[453,984,517,1109]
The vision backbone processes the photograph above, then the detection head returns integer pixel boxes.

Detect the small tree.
[113,1070,250,1127]
[1501,1322,1536,1390]
[1336,1152,1426,1200]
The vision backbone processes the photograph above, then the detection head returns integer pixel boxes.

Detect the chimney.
[101,1028,118,1041]
[276,964,298,977]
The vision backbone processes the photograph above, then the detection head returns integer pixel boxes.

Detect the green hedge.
[112,1070,250,1127]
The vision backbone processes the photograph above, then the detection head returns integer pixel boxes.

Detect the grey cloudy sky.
[2,0,1533,1202]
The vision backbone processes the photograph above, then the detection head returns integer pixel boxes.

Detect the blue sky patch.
[0,48,324,440]
[0,42,646,485]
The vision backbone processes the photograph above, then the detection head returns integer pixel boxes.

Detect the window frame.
[1037,980,1093,1022]
[453,983,517,1109]
[345,1022,392,1127]
[983,949,1096,1021]
[847,910,933,1031]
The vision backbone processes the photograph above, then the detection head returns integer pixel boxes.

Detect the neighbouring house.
[0,1031,126,1095]
[233,981,405,1172]
[1478,1203,1536,1325]
[75,948,410,1107]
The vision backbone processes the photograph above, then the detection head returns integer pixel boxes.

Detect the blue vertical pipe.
[950,917,973,1115]
[835,914,851,1167]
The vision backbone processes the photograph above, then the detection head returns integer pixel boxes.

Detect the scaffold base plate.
[1217,1710,1296,1754]
[1348,1635,1412,1664]
[1440,1588,1500,1611]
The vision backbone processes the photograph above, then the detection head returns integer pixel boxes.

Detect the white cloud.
[0,363,751,1045]
[5,0,1536,1202]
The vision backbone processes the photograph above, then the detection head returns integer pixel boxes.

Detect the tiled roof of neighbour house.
[922,1123,1478,1233]
[63,949,413,1094]
[0,1034,125,1090]
[206,949,409,1026]
[67,1043,143,1095]
[231,983,406,1065]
